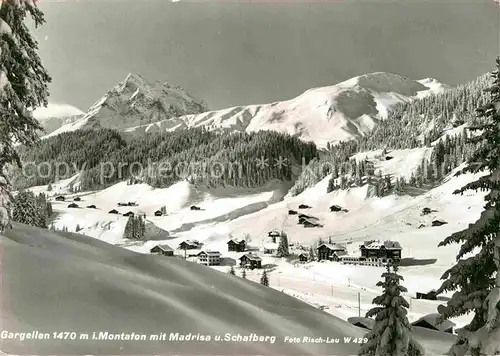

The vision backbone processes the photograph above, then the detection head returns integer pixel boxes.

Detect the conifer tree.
[12,190,38,226]
[308,247,315,261]
[47,182,52,191]
[276,231,290,257]
[241,268,246,279]
[123,216,134,239]
[228,266,235,275]
[358,263,423,356]
[436,59,500,356]
[260,270,269,286]
[0,0,51,233]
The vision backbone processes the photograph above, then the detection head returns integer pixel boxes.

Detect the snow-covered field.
[26,146,486,335]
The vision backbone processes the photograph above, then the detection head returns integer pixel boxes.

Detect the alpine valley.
[8,69,492,354]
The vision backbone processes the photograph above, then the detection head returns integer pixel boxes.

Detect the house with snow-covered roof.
[359,240,402,263]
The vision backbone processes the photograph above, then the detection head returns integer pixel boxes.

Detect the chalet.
[432,219,448,227]
[288,210,298,215]
[55,196,65,201]
[197,251,222,266]
[298,204,311,209]
[298,253,308,263]
[73,197,81,202]
[239,253,262,269]
[316,243,347,261]
[178,240,202,250]
[190,205,201,211]
[331,250,348,261]
[262,242,278,254]
[416,289,438,300]
[359,240,402,263]
[303,219,323,228]
[86,205,97,209]
[421,207,432,215]
[68,203,79,208]
[411,313,455,334]
[227,238,246,252]
[154,210,163,216]
[122,211,134,217]
[347,317,375,330]
[268,230,281,243]
[109,209,119,214]
[150,244,174,256]
[329,205,342,212]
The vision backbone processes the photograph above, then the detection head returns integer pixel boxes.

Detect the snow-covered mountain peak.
[44,72,450,147]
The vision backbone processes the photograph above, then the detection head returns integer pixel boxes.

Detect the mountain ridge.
[44,72,450,147]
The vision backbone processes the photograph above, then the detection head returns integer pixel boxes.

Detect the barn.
[86,205,97,209]
[150,244,174,256]
[55,196,65,201]
[67,203,79,208]
[154,210,163,216]
[109,209,119,214]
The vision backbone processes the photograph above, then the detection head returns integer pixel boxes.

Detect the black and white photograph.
[1,0,500,355]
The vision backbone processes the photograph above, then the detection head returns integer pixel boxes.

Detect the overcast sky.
[34,0,498,112]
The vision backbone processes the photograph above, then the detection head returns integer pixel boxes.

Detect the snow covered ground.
[25,146,486,336]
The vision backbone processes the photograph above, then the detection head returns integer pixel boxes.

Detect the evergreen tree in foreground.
[358,263,423,356]
[260,270,269,286]
[276,231,290,257]
[228,266,235,275]
[0,0,51,232]
[436,58,500,356]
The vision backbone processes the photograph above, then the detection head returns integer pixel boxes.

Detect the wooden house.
[55,196,65,201]
[227,238,246,252]
[109,209,119,214]
[86,205,96,209]
[268,230,281,243]
[316,243,347,261]
[239,253,262,269]
[150,244,174,256]
[68,203,79,208]
[432,219,447,227]
[385,156,393,160]
[298,204,311,209]
[178,240,202,250]
[190,205,201,211]
[298,253,308,263]
[127,202,138,206]
[411,313,455,334]
[122,211,134,217]
[73,197,81,202]
[154,210,163,216]
[117,202,128,207]
[421,207,432,216]
[197,251,222,266]
[347,317,375,330]
[416,289,438,300]
[288,210,298,215]
[359,240,402,263]
[303,219,322,228]
[329,204,342,212]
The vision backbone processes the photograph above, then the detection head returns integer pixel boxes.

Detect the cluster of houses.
[316,239,402,265]
[348,313,455,334]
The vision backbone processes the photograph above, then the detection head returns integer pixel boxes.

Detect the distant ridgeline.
[289,73,490,196]
[13,128,318,191]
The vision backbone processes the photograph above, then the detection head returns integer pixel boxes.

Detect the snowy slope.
[43,73,209,138]
[1,223,369,356]
[24,146,483,343]
[46,72,448,148]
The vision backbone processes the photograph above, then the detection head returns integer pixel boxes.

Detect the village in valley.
[39,185,455,335]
